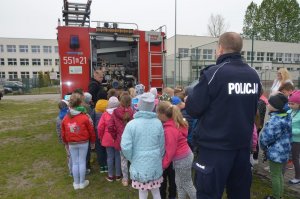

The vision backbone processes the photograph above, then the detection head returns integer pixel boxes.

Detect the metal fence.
[164,56,300,94]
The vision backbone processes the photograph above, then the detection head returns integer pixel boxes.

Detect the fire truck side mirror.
[70,35,80,49]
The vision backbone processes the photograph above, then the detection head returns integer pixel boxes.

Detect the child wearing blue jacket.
[260,93,292,199]
[121,92,165,199]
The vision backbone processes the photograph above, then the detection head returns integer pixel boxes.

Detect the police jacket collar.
[216,52,242,65]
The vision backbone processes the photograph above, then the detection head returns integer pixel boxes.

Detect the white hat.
[138,92,155,112]
[150,87,158,97]
[107,96,120,108]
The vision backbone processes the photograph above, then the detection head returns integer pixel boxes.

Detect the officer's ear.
[216,44,224,58]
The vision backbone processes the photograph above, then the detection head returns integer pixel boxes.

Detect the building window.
[247,51,255,61]
[0,72,5,78]
[31,45,40,53]
[43,46,52,53]
[7,45,16,52]
[191,48,200,59]
[294,54,300,62]
[57,72,60,79]
[8,58,17,65]
[257,52,264,62]
[55,59,60,66]
[32,59,41,66]
[32,71,38,78]
[266,52,274,61]
[0,45,4,52]
[178,48,189,58]
[255,67,262,70]
[20,58,29,66]
[54,46,59,53]
[21,72,30,79]
[8,72,18,79]
[44,59,52,66]
[276,53,283,62]
[284,53,292,63]
[203,49,213,60]
[19,45,29,53]
[0,58,4,65]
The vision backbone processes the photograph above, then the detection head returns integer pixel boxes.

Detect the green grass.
[0,99,297,198]
[29,86,60,94]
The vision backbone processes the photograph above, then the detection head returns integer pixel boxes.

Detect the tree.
[207,14,229,37]
[242,2,259,39]
[243,0,300,42]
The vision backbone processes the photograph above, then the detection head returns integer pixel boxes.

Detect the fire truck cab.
[57,0,166,97]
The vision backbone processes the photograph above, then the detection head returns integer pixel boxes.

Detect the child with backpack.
[108,92,134,186]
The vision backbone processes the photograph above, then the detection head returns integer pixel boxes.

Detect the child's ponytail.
[157,101,188,128]
[119,92,132,125]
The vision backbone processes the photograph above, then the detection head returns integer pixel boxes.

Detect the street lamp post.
[174,0,177,87]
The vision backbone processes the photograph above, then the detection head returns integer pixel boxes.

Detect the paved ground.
[1,94,60,102]
[254,152,300,198]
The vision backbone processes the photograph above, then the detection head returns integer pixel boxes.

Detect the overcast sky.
[2,0,297,39]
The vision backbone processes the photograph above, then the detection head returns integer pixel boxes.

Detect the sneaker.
[73,182,80,190]
[264,166,270,172]
[106,176,114,182]
[79,180,89,189]
[100,167,106,173]
[122,179,128,186]
[115,176,122,181]
[286,161,294,170]
[86,169,91,175]
[289,178,300,184]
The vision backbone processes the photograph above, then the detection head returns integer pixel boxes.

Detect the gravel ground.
[1,94,60,102]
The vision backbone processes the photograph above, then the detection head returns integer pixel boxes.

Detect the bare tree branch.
[207,14,229,37]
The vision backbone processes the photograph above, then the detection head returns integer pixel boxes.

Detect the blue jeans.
[106,147,121,177]
[69,142,89,185]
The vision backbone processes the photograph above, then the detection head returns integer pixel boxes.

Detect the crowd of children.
[56,85,197,199]
[55,80,300,199]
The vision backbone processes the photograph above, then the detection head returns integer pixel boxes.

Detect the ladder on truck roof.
[62,0,92,27]
[148,29,166,92]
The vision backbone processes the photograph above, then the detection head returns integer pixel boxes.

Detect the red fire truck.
[57,0,166,97]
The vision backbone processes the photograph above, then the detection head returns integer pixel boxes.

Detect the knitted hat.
[107,96,120,109]
[159,93,172,102]
[288,90,300,104]
[95,99,108,113]
[171,96,182,105]
[84,92,92,104]
[135,84,145,96]
[138,92,155,112]
[268,93,288,112]
[150,87,158,97]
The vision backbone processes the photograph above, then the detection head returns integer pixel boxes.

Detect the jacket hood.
[114,107,133,119]
[163,119,188,137]
[134,111,157,119]
[69,108,81,116]
[106,107,117,114]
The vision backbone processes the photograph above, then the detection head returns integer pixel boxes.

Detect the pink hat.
[289,90,300,104]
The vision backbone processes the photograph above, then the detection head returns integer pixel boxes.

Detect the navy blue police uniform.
[186,52,261,199]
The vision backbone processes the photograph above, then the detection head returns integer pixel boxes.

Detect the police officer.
[186,32,261,199]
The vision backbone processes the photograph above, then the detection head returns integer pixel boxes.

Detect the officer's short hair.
[219,32,243,53]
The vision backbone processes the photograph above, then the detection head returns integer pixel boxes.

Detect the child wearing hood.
[157,101,196,199]
[61,92,96,190]
[121,92,165,199]
[56,99,72,176]
[108,92,134,186]
[98,96,121,182]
